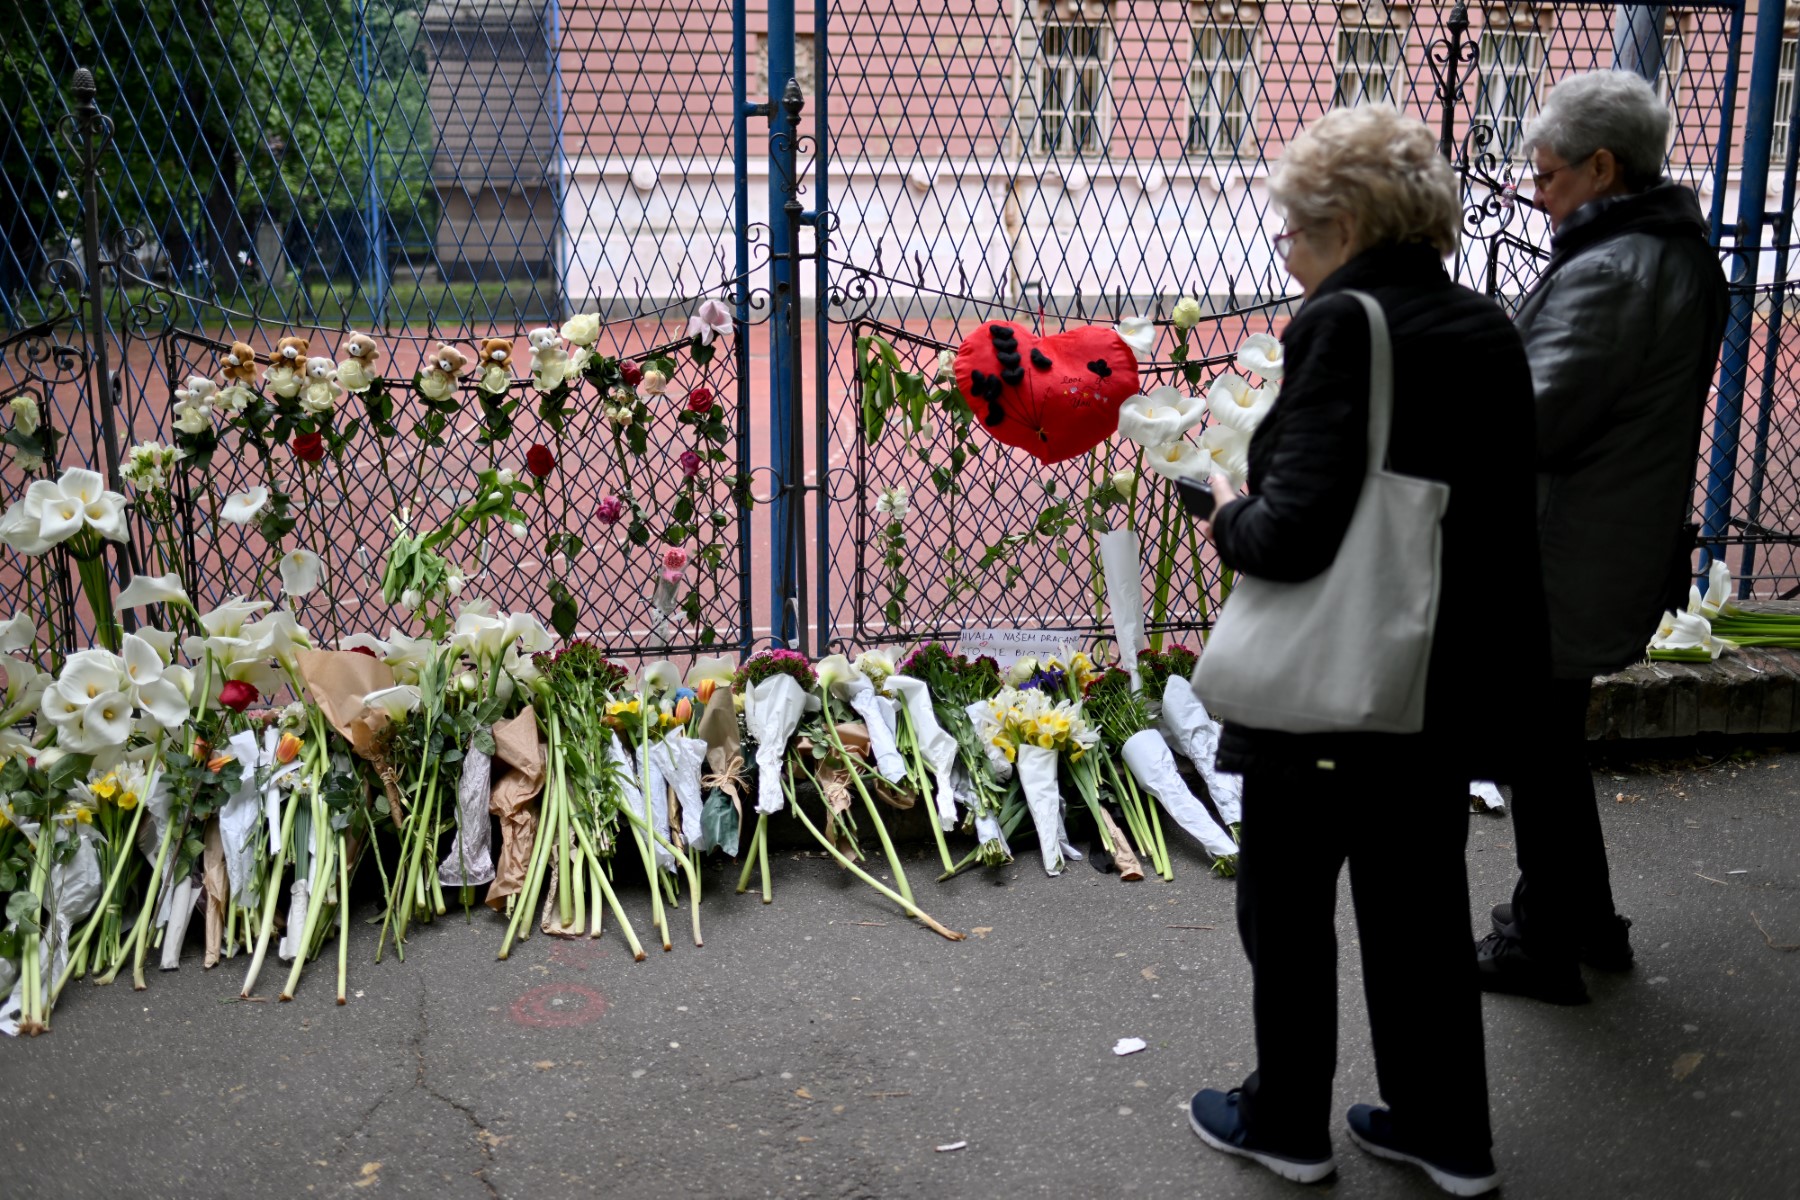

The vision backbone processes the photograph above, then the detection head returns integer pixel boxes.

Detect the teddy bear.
[417,342,469,402]
[526,326,570,389]
[336,331,381,393]
[300,356,342,416]
[273,336,310,366]
[264,336,310,400]
[341,331,380,367]
[219,341,257,383]
[474,337,515,396]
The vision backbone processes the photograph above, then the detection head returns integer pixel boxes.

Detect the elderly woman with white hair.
[1183,105,1546,1197]
[1477,72,1726,1004]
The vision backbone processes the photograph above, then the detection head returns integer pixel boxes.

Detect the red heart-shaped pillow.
[954,322,1139,464]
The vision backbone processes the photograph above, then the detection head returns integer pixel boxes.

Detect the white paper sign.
[954,627,1080,668]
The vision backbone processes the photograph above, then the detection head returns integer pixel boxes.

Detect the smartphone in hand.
[1175,476,1216,520]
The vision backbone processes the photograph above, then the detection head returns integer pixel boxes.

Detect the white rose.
[1171,296,1203,331]
[8,396,39,436]
[1006,657,1039,686]
[416,371,456,401]
[639,367,668,395]
[173,402,211,434]
[299,382,338,415]
[14,449,44,473]
[1110,468,1137,498]
[496,468,515,486]
[458,671,479,694]
[335,359,373,393]
[215,384,253,417]
[265,365,303,398]
[560,312,601,347]
[478,363,511,394]
[935,348,956,383]
[605,404,633,428]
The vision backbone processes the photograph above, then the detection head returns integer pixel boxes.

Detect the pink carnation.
[660,547,690,583]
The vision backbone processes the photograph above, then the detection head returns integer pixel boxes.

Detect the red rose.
[619,360,643,388]
[218,680,258,712]
[292,432,326,463]
[526,443,556,478]
[345,646,379,659]
[685,386,713,414]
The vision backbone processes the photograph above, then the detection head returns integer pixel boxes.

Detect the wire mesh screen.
[0,0,756,655]
[815,0,1756,650]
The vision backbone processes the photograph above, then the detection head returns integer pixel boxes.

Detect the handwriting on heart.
[953,322,1139,464]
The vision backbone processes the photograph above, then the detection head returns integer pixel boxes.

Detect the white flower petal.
[116,572,191,610]
[220,487,270,526]
[1115,315,1157,358]
[363,684,422,721]
[1236,332,1284,382]
[0,613,34,654]
[278,548,325,598]
[1117,386,1206,446]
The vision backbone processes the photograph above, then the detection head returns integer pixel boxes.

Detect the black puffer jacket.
[1515,182,1727,678]
[1210,240,1549,779]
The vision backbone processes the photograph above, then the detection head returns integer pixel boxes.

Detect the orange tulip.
[695,678,717,704]
[207,753,236,773]
[276,732,303,764]
[672,697,693,723]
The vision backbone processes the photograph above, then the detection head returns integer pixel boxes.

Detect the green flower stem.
[54,799,147,1005]
[279,807,337,1002]
[634,718,670,952]
[1148,485,1176,653]
[735,813,765,895]
[902,708,955,875]
[615,794,704,948]
[16,823,55,1032]
[1141,770,1172,881]
[938,797,1027,882]
[822,694,913,906]
[238,771,304,997]
[789,761,963,941]
[1085,450,1106,624]
[565,799,646,961]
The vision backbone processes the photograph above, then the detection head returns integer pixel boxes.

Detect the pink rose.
[678,449,702,478]
[596,495,623,526]
[661,547,689,583]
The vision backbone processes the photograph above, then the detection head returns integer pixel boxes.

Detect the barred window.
[1655,28,1686,110]
[1333,23,1405,108]
[1474,29,1545,159]
[1036,19,1111,155]
[1187,21,1259,158]
[1774,37,1798,171]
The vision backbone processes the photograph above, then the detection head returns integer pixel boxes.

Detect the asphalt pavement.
[4,746,1798,1200]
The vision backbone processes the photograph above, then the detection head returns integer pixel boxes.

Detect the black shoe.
[1346,1104,1500,1196]
[1187,1089,1335,1184]
[1476,931,1589,1005]
[1491,903,1634,971]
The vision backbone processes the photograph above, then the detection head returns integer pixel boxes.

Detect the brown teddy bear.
[473,337,515,395]
[341,331,380,367]
[475,337,513,368]
[219,341,257,383]
[272,336,311,367]
[426,342,469,377]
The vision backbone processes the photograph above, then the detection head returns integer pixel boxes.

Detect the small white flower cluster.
[121,439,185,494]
[875,484,910,521]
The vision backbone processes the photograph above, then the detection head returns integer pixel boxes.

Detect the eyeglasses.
[1529,151,1596,192]
[1272,227,1309,262]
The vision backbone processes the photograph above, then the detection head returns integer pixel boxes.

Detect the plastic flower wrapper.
[0,763,104,1036]
[897,642,1010,867]
[735,650,818,816]
[975,686,1096,876]
[816,654,906,783]
[1158,673,1242,830]
[884,673,958,832]
[1099,529,1148,688]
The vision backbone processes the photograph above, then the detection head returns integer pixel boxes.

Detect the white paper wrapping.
[608,734,645,837]
[217,728,300,906]
[888,675,958,830]
[277,879,310,962]
[159,877,202,970]
[664,735,711,848]
[1016,744,1081,876]
[637,741,676,871]
[964,701,1015,783]
[1470,780,1505,812]
[437,736,496,887]
[844,679,908,782]
[1121,729,1238,857]
[1099,529,1149,690]
[1160,675,1242,826]
[746,674,807,815]
[1,821,102,1036]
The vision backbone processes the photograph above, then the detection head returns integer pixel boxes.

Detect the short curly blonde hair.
[1269,105,1461,258]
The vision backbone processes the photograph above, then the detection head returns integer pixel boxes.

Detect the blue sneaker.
[1346,1104,1499,1196]
[1187,1089,1335,1185]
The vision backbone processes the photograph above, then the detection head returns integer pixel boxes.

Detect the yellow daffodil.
[74,805,93,824]
[90,773,119,802]
[117,786,139,810]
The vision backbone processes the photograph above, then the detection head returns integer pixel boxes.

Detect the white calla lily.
[1142,439,1207,482]
[502,611,553,657]
[1117,386,1206,447]
[278,548,325,598]
[1236,332,1285,381]
[1650,609,1731,658]
[0,613,33,653]
[383,631,440,685]
[116,572,191,610]
[1197,423,1252,488]
[451,609,509,661]
[1115,315,1157,358]
[641,660,682,696]
[220,486,270,525]
[1698,559,1735,618]
[133,626,176,664]
[686,655,737,688]
[65,689,135,753]
[363,685,423,722]
[339,632,391,658]
[0,469,130,554]
[1,655,50,725]
[1207,373,1276,434]
[815,653,863,694]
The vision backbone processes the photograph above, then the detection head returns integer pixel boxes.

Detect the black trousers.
[1234,753,1491,1157]
[1506,676,1619,960]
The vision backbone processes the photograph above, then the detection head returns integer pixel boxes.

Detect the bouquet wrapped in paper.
[1141,645,1242,835]
[892,643,1012,870]
[974,684,1099,876]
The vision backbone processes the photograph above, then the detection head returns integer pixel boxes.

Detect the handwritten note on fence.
[954,628,1081,669]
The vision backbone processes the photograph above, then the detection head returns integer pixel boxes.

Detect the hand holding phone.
[1175,475,1217,520]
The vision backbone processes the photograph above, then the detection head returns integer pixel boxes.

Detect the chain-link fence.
[2,0,1797,657]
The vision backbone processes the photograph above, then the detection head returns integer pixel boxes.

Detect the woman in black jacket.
[1184,106,1548,1199]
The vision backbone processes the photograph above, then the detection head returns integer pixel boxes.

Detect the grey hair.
[1523,70,1669,191]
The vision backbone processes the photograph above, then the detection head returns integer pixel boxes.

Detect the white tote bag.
[1191,290,1448,735]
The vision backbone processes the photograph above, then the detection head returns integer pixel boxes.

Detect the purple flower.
[678,450,702,478]
[596,495,624,526]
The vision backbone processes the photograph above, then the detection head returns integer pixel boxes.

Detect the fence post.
[732,0,755,652]
[767,0,803,649]
[1701,7,1789,572]
[1612,5,1667,84]
[1428,3,1475,162]
[67,69,126,503]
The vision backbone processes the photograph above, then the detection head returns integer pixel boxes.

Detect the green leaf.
[471,726,497,757]
[550,586,579,640]
[6,889,40,934]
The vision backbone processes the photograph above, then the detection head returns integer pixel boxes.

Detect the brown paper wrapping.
[202,819,228,968]
[1098,809,1145,882]
[485,707,546,911]
[292,648,407,822]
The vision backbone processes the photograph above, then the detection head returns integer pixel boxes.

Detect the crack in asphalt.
[412,976,502,1200]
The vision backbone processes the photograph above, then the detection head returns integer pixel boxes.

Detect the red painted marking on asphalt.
[509,983,608,1029]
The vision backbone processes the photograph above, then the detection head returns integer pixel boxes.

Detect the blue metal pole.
[767,0,798,647]
[733,0,754,653]
[547,0,566,323]
[1701,7,1788,569]
[356,0,386,326]
[1705,3,1748,247]
[812,0,830,654]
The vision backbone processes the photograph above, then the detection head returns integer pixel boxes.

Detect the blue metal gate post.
[733,0,757,652]
[811,0,831,656]
[354,0,388,326]
[1702,7,1789,568]
[767,0,801,648]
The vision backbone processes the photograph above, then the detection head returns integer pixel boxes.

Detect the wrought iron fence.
[2,0,1798,659]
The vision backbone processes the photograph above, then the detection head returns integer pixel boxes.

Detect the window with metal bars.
[1655,28,1686,110]
[1035,19,1111,155]
[1333,23,1405,108]
[1774,37,1799,174]
[1474,28,1544,160]
[1186,20,1259,158]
